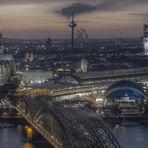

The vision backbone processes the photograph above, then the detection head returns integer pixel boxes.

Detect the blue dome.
[105,80,145,101]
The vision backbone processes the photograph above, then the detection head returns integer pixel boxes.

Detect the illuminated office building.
[25,52,34,62]
[144,21,148,55]
[81,59,88,73]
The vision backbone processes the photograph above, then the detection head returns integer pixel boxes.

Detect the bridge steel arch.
[9,94,121,148]
[14,97,76,148]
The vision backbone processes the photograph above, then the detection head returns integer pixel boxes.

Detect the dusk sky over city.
[0,0,148,39]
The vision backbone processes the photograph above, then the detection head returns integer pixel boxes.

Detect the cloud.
[56,0,148,18]
[0,0,82,5]
[0,0,49,5]
[128,13,148,18]
[55,3,97,18]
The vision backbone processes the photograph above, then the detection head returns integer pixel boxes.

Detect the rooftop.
[75,67,148,80]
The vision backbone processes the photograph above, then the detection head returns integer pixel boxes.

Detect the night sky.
[0,0,148,39]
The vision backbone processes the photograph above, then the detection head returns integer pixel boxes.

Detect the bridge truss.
[7,89,121,148]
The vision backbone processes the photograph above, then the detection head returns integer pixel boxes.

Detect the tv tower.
[69,12,77,49]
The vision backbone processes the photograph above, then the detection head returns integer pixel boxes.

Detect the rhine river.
[114,125,148,148]
[0,125,52,148]
[0,125,148,148]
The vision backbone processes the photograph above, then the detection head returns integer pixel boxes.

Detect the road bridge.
[7,89,121,148]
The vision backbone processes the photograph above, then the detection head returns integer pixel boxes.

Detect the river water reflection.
[0,126,51,148]
[0,125,148,148]
[114,124,148,148]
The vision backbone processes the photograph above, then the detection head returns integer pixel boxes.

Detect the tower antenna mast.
[69,12,77,49]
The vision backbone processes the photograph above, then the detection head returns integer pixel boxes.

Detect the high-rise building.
[0,32,2,38]
[143,21,148,55]
[81,59,88,73]
[25,52,34,63]
[46,38,52,50]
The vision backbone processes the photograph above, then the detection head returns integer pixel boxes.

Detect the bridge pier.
[25,126,33,141]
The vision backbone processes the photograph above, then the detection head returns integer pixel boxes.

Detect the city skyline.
[0,0,148,39]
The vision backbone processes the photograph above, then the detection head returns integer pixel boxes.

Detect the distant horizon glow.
[0,0,147,39]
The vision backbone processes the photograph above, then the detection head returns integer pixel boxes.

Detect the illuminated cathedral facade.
[0,33,15,84]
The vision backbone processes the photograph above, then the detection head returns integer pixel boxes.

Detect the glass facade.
[144,22,148,55]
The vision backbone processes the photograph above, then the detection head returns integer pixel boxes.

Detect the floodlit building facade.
[81,59,88,73]
[144,21,148,55]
